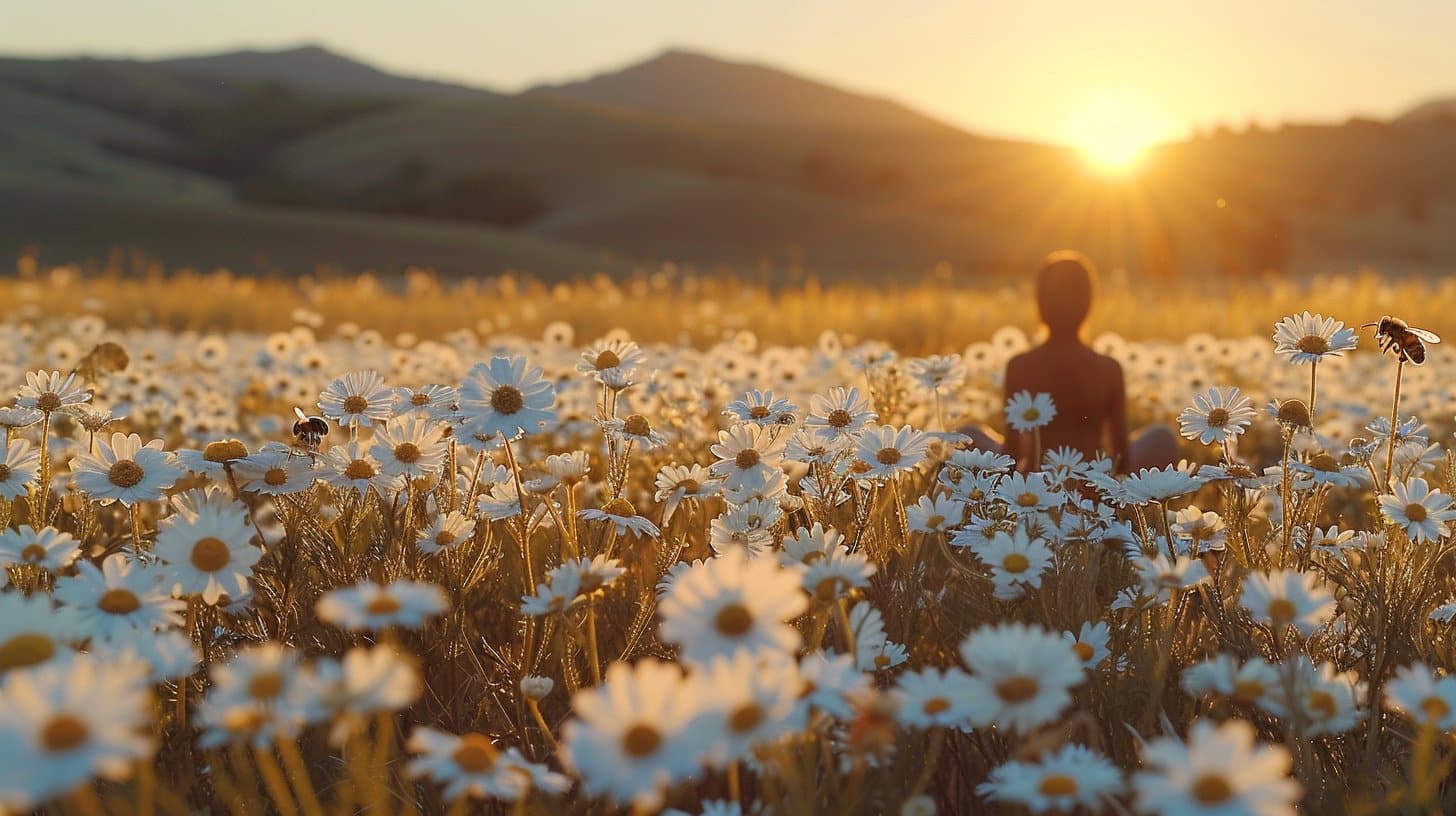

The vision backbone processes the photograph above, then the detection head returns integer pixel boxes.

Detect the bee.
[291,407,330,452]
[1363,316,1441,365]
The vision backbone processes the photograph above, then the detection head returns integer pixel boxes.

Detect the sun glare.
[1066,88,1167,174]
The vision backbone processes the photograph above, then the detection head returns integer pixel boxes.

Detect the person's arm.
[1002,357,1028,472]
[1106,360,1132,474]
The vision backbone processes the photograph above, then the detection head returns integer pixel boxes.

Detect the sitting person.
[964,251,1176,474]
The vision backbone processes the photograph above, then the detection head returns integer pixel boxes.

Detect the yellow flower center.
[367,594,402,616]
[40,714,89,752]
[1002,553,1030,573]
[922,697,951,716]
[602,498,636,518]
[435,531,458,548]
[827,409,852,428]
[677,479,701,494]
[0,465,11,483]
[622,724,662,758]
[1073,642,1095,662]
[1308,690,1337,718]
[714,603,754,636]
[0,633,55,670]
[1406,503,1429,524]
[623,414,652,437]
[994,675,1039,703]
[1192,774,1234,804]
[1022,408,1040,422]
[203,440,248,463]
[813,577,842,604]
[1205,408,1230,428]
[876,448,902,466]
[451,733,499,773]
[411,393,431,406]
[98,588,141,614]
[1267,598,1297,623]
[1017,493,1039,507]
[1309,453,1340,473]
[749,406,772,420]
[1233,679,1266,704]
[594,350,621,371]
[393,442,421,464]
[190,537,232,572]
[342,395,369,414]
[490,385,525,416]
[926,514,946,529]
[249,671,286,700]
[729,703,763,733]
[264,468,289,486]
[1422,696,1450,721]
[344,459,376,481]
[1038,774,1079,796]
[734,449,761,469]
[20,544,47,563]
[108,460,145,489]
[1296,335,1330,355]
[36,393,63,412]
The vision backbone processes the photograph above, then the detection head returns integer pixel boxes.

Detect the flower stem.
[1384,359,1405,484]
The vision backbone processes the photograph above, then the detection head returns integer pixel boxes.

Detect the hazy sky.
[5,0,1453,146]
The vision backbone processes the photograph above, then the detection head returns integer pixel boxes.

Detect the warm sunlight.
[1065,87,1168,174]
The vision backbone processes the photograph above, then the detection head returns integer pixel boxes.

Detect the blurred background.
[3,1,1455,282]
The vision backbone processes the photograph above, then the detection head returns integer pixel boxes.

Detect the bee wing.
[294,406,309,421]
[1410,328,1442,344]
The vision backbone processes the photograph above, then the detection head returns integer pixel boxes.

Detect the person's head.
[1035,251,1097,335]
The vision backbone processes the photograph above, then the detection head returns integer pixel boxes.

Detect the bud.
[1275,398,1312,429]
[521,675,554,701]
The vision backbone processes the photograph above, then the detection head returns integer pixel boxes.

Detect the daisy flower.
[1240,569,1334,637]
[1379,477,1456,544]
[1384,662,1456,730]
[780,522,847,567]
[1272,311,1358,364]
[560,659,709,812]
[577,339,646,385]
[996,471,1061,514]
[959,622,1085,735]
[1063,621,1112,669]
[1178,386,1256,445]
[407,728,570,803]
[978,743,1123,814]
[89,629,200,683]
[0,594,82,671]
[0,525,80,573]
[907,354,966,392]
[696,650,802,766]
[232,445,317,496]
[854,424,931,480]
[723,390,798,426]
[1120,464,1205,504]
[801,550,876,604]
[905,494,965,534]
[0,439,39,499]
[797,651,869,719]
[318,369,393,428]
[70,432,184,506]
[893,666,977,729]
[654,463,721,523]
[804,387,876,442]
[0,655,151,810]
[1134,554,1210,604]
[1005,391,1056,432]
[316,580,450,632]
[1269,658,1365,737]
[848,601,908,672]
[152,502,259,605]
[1133,719,1299,816]
[391,383,459,421]
[0,406,42,431]
[370,415,448,481]
[709,423,786,492]
[659,549,808,666]
[604,413,669,451]
[417,510,476,555]
[1169,506,1228,554]
[975,527,1054,600]
[315,647,423,742]
[1182,654,1280,707]
[14,370,90,413]
[458,356,558,442]
[318,440,397,498]
[579,497,661,539]
[54,555,185,640]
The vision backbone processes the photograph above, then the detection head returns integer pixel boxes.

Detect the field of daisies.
[3,298,1456,815]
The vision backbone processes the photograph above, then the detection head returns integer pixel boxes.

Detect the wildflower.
[89,629,200,683]
[907,354,966,392]
[654,463,721,523]
[1169,506,1227,554]
[1120,464,1205,504]
[848,601,908,672]
[232,445,316,496]
[978,744,1123,814]
[579,497,661,539]
[15,370,90,413]
[605,413,669,450]
[1178,386,1256,445]
[659,550,808,666]
[70,432,184,506]
[1266,658,1365,736]
[417,511,476,555]
[906,494,964,533]
[709,423,786,491]
[318,440,396,498]
[893,667,977,729]
[1005,391,1056,432]
[0,525,80,573]
[974,527,1054,601]
[407,728,570,803]
[370,415,448,481]
[458,356,558,442]
[544,451,591,487]
[0,439,39,499]
[0,655,151,810]
[697,650,802,766]
[0,594,82,671]
[391,383,459,421]
[152,502,257,605]
[317,647,423,741]
[1379,477,1456,543]
[797,651,868,719]
[318,370,393,428]
[805,387,876,442]
[996,471,1061,514]
[560,659,709,812]
[1133,719,1299,815]
[723,390,797,426]
[198,644,314,748]
[1272,311,1358,364]
[854,424,931,480]
[1384,663,1456,730]
[780,522,847,567]
[1063,622,1112,668]
[316,580,449,632]
[959,623,1085,735]
[54,555,185,639]
[1134,554,1210,603]
[1182,654,1280,707]
[578,339,646,385]
[0,406,42,431]
[800,550,876,604]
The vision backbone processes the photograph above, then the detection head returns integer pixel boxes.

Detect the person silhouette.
[965,251,1176,474]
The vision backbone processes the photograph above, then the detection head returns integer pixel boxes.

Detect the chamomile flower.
[1379,477,1456,544]
[70,432,184,506]
[905,494,965,534]
[1384,662,1456,730]
[800,550,876,604]
[458,356,558,442]
[893,666,976,729]
[997,471,1061,514]
[724,390,797,426]
[1178,386,1256,445]
[54,555,185,639]
[0,438,39,499]
[709,423,787,491]
[15,370,90,413]
[804,387,876,442]
[654,463,721,523]
[89,629,200,683]
[579,497,661,539]
[1182,654,1280,707]
[979,744,1124,814]
[958,623,1084,734]
[152,502,258,605]
[416,511,476,555]
[975,527,1054,600]
[605,413,669,451]
[319,440,396,498]
[318,370,393,428]
[797,651,869,719]
[697,650,802,766]
[1005,391,1056,432]
[0,525,80,572]
[316,580,449,632]
[578,339,646,385]
[848,601,908,672]
[1063,621,1112,668]
[391,384,459,421]
[1272,311,1358,365]
[1240,569,1335,637]
[659,549,808,665]
[407,728,570,803]
[1133,719,1299,816]
[907,354,966,392]
[854,424,930,480]
[232,445,316,496]
[370,415,448,481]
[316,647,423,741]
[0,594,82,671]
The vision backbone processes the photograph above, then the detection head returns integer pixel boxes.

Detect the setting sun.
[1065,87,1169,173]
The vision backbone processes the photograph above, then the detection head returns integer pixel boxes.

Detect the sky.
[5,0,1454,147]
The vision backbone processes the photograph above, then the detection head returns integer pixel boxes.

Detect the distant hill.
[1398,96,1456,124]
[159,44,495,100]
[527,48,955,132]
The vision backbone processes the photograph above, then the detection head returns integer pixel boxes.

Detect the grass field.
[2,264,1456,814]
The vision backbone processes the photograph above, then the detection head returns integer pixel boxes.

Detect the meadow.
[3,264,1456,814]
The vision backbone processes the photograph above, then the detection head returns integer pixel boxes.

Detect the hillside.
[158,44,495,100]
